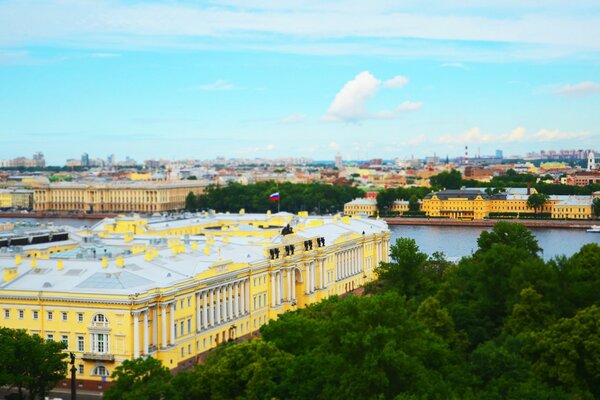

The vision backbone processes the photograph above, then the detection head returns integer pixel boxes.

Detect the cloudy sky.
[1,0,599,164]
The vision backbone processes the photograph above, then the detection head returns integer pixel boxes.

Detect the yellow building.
[390,200,410,215]
[421,188,593,220]
[344,198,378,216]
[0,189,33,209]
[33,181,205,213]
[0,212,390,391]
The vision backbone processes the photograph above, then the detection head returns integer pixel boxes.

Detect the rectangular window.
[18,310,24,319]
[203,338,206,348]
[78,365,84,375]
[77,336,84,352]
[62,312,68,321]
[180,300,184,309]
[174,323,177,338]
[47,311,53,320]
[188,344,191,354]
[187,319,191,334]
[181,347,184,357]
[77,313,83,322]
[4,309,9,319]
[33,310,39,320]
[47,334,54,341]
[180,321,184,336]
[187,297,191,307]
[61,335,69,346]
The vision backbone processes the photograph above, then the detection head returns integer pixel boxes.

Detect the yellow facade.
[343,199,378,216]
[0,213,390,388]
[33,181,205,213]
[421,189,593,220]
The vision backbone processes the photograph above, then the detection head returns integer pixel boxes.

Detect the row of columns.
[272,269,297,306]
[196,279,249,331]
[336,247,363,281]
[132,279,250,358]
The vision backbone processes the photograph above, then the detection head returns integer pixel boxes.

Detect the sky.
[1,1,599,165]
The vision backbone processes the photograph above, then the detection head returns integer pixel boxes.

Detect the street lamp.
[69,352,76,400]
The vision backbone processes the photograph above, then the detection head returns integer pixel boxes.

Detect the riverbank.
[384,217,597,230]
[0,211,116,220]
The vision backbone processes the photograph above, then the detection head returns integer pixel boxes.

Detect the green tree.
[593,197,600,218]
[477,221,541,257]
[416,296,456,341]
[376,237,428,296]
[104,357,176,400]
[0,328,68,400]
[184,191,197,211]
[408,195,420,212]
[430,169,462,190]
[525,305,600,398]
[503,287,554,335]
[174,340,293,400]
[526,193,550,215]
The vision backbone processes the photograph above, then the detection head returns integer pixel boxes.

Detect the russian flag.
[268,192,280,201]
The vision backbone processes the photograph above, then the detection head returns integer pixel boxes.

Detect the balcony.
[82,352,115,362]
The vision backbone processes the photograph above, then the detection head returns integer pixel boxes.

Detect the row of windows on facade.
[3,309,93,322]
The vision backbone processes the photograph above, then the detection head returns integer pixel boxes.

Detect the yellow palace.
[0,212,390,391]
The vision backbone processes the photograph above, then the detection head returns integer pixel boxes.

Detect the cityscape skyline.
[1,1,600,164]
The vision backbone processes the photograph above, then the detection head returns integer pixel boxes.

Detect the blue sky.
[1,1,599,165]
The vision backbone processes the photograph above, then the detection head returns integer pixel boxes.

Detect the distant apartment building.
[567,171,600,186]
[33,181,206,213]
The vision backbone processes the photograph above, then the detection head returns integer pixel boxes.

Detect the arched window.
[91,314,109,327]
[92,365,109,376]
[90,314,110,354]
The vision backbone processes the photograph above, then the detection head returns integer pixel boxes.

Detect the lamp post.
[69,352,76,400]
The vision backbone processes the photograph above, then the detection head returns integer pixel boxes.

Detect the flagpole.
[278,198,280,213]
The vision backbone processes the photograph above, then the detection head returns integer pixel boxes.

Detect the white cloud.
[437,126,590,145]
[329,142,340,151]
[196,80,235,91]
[554,81,600,96]
[384,76,409,88]
[397,101,423,111]
[322,71,420,122]
[280,113,305,124]
[322,71,381,122]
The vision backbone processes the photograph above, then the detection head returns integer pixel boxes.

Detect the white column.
[291,269,296,300]
[286,269,291,300]
[161,304,167,349]
[311,263,316,292]
[169,303,175,345]
[277,272,282,304]
[152,307,158,349]
[202,291,208,328]
[271,273,276,307]
[234,283,240,317]
[216,287,221,324]
[143,310,149,355]
[321,259,325,288]
[241,281,246,314]
[196,292,201,331]
[133,311,140,358]
[209,290,214,326]
[245,280,250,313]
[228,285,233,320]
[305,265,310,295]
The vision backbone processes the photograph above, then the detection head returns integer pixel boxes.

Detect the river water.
[390,225,600,261]
[2,217,598,261]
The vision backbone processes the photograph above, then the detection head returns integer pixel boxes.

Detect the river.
[390,225,600,261]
